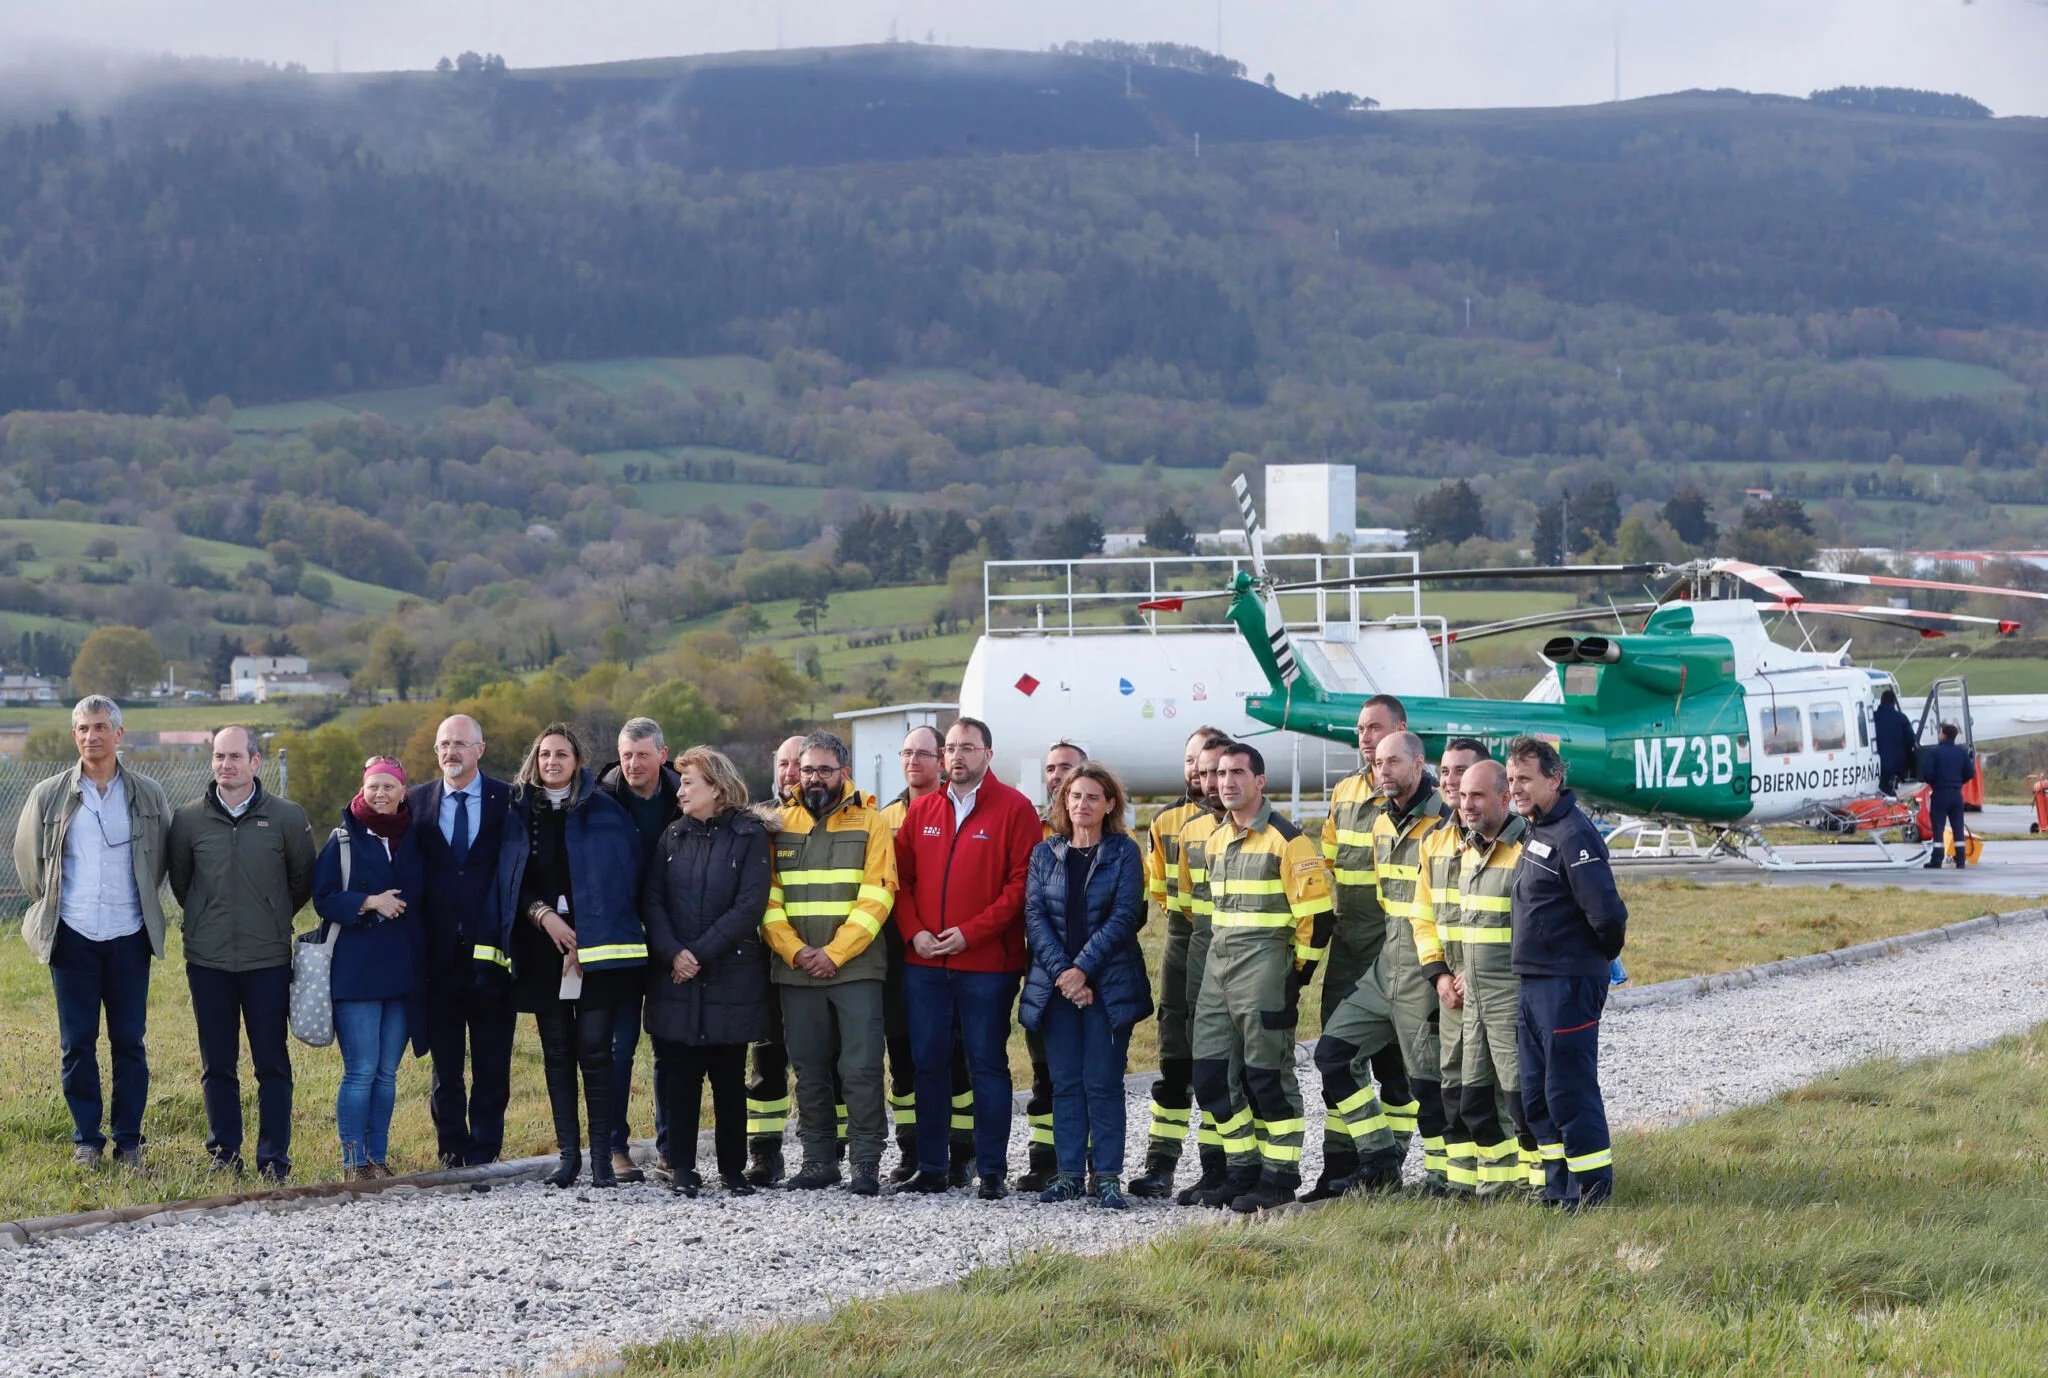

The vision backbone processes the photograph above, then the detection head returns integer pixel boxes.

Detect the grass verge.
[624,1023,2048,1376]
[0,879,2029,1220]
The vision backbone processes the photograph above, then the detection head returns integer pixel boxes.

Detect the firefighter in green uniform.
[1369,729,1454,1193]
[1128,728,1229,1197]
[1166,737,1247,1204]
[1189,742,1335,1213]
[1312,694,1422,1198]
[1416,757,1539,1199]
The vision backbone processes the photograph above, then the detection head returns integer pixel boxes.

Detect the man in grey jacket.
[13,696,171,1169]
[167,725,317,1180]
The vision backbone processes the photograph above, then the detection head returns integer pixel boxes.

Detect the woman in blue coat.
[1020,762,1152,1210]
[312,757,428,1181]
[489,722,646,1188]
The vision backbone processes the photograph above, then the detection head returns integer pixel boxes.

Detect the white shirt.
[220,787,255,819]
[59,770,144,941]
[947,779,983,833]
[439,776,483,846]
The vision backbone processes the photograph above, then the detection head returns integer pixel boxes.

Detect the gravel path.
[9,920,2048,1377]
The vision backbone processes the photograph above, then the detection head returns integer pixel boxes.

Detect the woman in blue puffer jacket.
[1020,762,1152,1210]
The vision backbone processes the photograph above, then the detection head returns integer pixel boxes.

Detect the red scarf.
[348,794,412,843]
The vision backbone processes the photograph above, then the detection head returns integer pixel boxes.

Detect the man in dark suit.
[411,713,516,1166]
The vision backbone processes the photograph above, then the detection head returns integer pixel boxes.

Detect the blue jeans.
[335,998,408,1168]
[1039,997,1131,1178]
[49,922,152,1153]
[904,965,1020,1177]
[610,987,670,1159]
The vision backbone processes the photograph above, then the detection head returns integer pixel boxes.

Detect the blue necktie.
[450,789,470,865]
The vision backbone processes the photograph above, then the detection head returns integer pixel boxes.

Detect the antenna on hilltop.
[1612,14,1622,101]
[1217,0,1224,55]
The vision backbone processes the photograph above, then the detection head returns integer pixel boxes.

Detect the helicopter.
[1139,477,2048,870]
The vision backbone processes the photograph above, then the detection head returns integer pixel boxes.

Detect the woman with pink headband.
[312,756,428,1180]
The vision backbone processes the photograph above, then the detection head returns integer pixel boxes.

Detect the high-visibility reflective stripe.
[888,1092,915,1109]
[1293,942,1324,963]
[1444,1162,1481,1186]
[1333,868,1374,886]
[1539,1141,1566,1160]
[1440,926,1514,944]
[952,1091,973,1108]
[1478,1159,1524,1184]
[1345,1111,1391,1139]
[1029,1126,1055,1145]
[1211,913,1294,929]
[1258,1142,1304,1163]
[779,867,866,886]
[1333,829,1374,848]
[473,945,510,969]
[748,1095,791,1113]
[1461,893,1513,912]
[847,910,883,937]
[1293,894,1334,917]
[1216,878,1285,896]
[1333,1086,1380,1116]
[1567,1147,1613,1172]
[1197,1125,1226,1147]
[893,1106,917,1125]
[1263,1117,1306,1138]
[1150,1116,1190,1140]
[857,884,893,908]
[745,1119,787,1135]
[1151,1104,1192,1126]
[1322,840,1339,861]
[1028,1112,1053,1125]
[576,943,647,963]
[782,900,859,917]
[1379,863,1420,881]
[1380,898,1420,919]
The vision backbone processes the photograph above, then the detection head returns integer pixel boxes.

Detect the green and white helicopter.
[1142,477,2048,870]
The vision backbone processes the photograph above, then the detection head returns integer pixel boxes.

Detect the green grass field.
[0,519,407,614]
[545,355,777,398]
[1893,656,2048,696]
[0,878,2023,1222]
[3,703,301,737]
[627,1022,2048,1376]
[1850,355,2026,398]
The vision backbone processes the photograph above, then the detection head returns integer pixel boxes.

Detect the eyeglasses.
[436,741,481,752]
[942,744,987,756]
[898,749,939,761]
[798,766,844,778]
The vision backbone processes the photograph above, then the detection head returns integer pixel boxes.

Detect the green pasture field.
[544,354,777,398]
[630,1022,2048,1376]
[0,879,2022,1221]
[2,703,300,737]
[0,519,408,614]
[1850,355,2027,398]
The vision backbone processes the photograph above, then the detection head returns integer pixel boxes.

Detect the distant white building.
[252,671,351,703]
[230,655,309,701]
[1264,463,1357,544]
[0,673,59,705]
[1818,547,2048,575]
[1101,532,1146,555]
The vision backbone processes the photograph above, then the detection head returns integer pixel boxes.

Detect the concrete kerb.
[9,904,2043,1249]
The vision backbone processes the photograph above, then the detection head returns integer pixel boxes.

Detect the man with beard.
[744,733,816,1184]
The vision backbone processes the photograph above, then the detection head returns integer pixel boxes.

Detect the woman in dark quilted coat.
[1020,762,1151,1210]
[640,746,774,1196]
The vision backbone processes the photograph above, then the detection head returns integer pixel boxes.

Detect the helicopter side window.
[1812,703,1847,753]
[1761,706,1803,756]
[1856,701,1870,748]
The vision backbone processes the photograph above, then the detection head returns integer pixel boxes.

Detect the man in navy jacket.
[1505,737,1626,1210]
[411,714,515,1167]
[1920,722,1976,870]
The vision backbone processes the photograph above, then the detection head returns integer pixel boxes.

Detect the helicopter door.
[1914,677,1976,755]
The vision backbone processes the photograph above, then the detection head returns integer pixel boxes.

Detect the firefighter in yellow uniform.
[1129,728,1229,1197]
[1368,730,1453,1193]
[1314,695,1421,1197]
[761,733,897,1195]
[1189,742,1334,1213]
[1415,758,1539,1199]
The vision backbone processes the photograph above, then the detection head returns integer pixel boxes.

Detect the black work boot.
[1230,1174,1298,1214]
[1195,1166,1259,1209]
[745,1140,785,1188]
[1014,1140,1058,1194]
[1126,1149,1180,1198]
[847,1161,881,1197]
[1301,1150,1359,1203]
[1175,1149,1230,1206]
[889,1135,920,1184]
[583,1064,616,1189]
[948,1139,977,1188]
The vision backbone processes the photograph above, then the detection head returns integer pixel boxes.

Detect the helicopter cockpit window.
[1811,703,1847,753]
[1761,706,1803,756]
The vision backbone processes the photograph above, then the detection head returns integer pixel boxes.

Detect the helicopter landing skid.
[1720,828,1933,872]
[1602,819,1714,864]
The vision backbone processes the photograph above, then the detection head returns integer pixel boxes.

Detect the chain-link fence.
[0,756,288,919]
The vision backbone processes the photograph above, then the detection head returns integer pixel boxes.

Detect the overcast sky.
[4,0,2045,116]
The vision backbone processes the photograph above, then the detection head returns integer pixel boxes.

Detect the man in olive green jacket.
[167,726,317,1180]
[14,697,171,1168]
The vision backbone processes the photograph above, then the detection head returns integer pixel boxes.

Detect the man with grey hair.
[763,729,897,1195]
[167,725,316,1181]
[596,715,683,1181]
[14,696,170,1169]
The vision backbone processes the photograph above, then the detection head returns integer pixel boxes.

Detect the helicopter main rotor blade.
[1771,602,2022,636]
[1428,602,1662,646]
[1266,563,1667,596]
[1776,566,2048,604]
[1706,559,1807,604]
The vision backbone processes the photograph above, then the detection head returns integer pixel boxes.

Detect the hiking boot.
[897,1168,950,1194]
[1036,1173,1086,1204]
[1095,1177,1130,1211]
[112,1146,145,1172]
[611,1152,645,1184]
[70,1144,103,1169]
[671,1169,703,1198]
[1230,1178,1298,1214]
[786,1160,841,1190]
[1194,1168,1259,1209]
[1300,1153,1359,1203]
[977,1177,1008,1201]
[847,1162,881,1197]
[1125,1152,1179,1198]
[1012,1166,1054,1193]
[745,1142,785,1188]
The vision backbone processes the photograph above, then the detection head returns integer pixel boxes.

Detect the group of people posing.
[19,687,1627,1213]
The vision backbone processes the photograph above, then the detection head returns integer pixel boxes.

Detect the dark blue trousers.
[49,923,152,1154]
[1928,790,1968,866]
[1517,974,1612,1205]
[424,971,517,1165]
[905,965,1020,1178]
[186,962,294,1173]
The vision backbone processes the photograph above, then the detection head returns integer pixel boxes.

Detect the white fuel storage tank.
[959,625,1447,800]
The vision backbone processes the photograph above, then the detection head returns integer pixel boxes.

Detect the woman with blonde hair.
[485,723,646,1188]
[639,746,775,1196]
[1020,761,1152,1210]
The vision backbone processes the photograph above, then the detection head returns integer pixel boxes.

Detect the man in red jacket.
[893,716,1042,1199]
